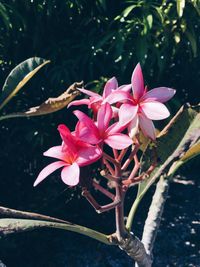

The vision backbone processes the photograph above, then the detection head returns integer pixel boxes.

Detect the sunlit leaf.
[174,32,181,43]
[121,4,139,18]
[0,57,50,110]
[177,0,185,17]
[146,14,153,29]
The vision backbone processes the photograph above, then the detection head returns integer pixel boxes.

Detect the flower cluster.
[34,63,175,187]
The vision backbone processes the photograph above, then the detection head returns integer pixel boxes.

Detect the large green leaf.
[126,104,200,230]
[0,57,50,110]
[0,218,111,245]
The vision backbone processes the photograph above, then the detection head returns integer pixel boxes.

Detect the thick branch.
[0,260,6,267]
[141,176,170,254]
[109,233,152,267]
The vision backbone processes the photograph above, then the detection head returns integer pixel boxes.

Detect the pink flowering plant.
[32,63,175,265]
[0,58,199,267]
[35,63,175,191]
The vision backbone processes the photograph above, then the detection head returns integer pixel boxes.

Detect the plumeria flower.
[73,103,133,150]
[106,63,176,140]
[68,77,131,115]
[34,125,102,187]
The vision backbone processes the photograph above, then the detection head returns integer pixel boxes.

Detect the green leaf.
[95,32,114,50]
[174,32,181,43]
[0,57,50,110]
[177,0,185,18]
[0,82,82,121]
[0,218,111,245]
[185,30,197,57]
[121,4,139,18]
[0,3,11,30]
[126,104,200,230]
[135,37,148,64]
[146,14,153,29]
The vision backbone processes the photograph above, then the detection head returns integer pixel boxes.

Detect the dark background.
[0,1,200,266]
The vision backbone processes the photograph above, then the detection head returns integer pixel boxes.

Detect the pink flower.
[34,125,102,187]
[107,63,176,140]
[73,103,133,150]
[68,77,131,114]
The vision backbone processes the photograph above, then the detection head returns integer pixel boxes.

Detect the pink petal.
[58,124,77,152]
[43,146,66,161]
[78,88,100,97]
[74,121,84,137]
[76,145,102,166]
[58,124,71,136]
[61,162,80,186]
[105,134,133,149]
[128,115,139,138]
[73,110,100,144]
[68,99,90,108]
[106,122,126,135]
[103,77,118,98]
[119,103,138,125]
[117,84,132,92]
[75,123,100,144]
[89,95,102,105]
[112,106,119,118]
[139,114,156,140]
[103,91,130,105]
[141,87,176,103]
[141,101,170,120]
[97,103,112,133]
[34,161,67,187]
[131,63,145,100]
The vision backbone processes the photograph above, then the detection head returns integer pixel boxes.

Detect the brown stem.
[103,152,117,165]
[114,162,126,240]
[82,188,121,214]
[103,158,115,176]
[100,170,120,182]
[112,148,118,159]
[122,142,139,171]
[127,155,140,181]
[92,181,115,201]
[117,148,129,162]
[115,185,126,240]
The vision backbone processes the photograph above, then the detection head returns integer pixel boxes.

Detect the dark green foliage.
[0,0,199,103]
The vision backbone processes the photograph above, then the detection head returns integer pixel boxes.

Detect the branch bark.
[0,260,6,267]
[141,176,169,255]
[109,233,152,267]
